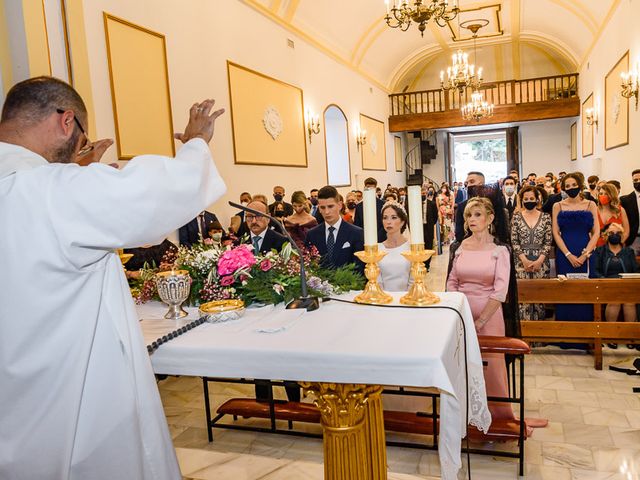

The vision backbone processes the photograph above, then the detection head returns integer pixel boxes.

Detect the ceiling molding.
[579,0,622,69]
[388,45,444,91]
[283,0,300,22]
[351,15,387,64]
[525,42,568,74]
[547,0,597,34]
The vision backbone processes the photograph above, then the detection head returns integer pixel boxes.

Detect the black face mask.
[565,187,581,198]
[608,233,622,245]
[634,182,640,193]
[275,210,285,217]
[588,183,596,190]
[347,201,357,209]
[310,197,318,206]
[466,185,479,198]
[421,194,427,201]
[274,194,284,202]
[523,201,538,211]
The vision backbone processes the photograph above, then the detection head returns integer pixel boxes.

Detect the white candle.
[407,185,424,245]
[363,189,377,246]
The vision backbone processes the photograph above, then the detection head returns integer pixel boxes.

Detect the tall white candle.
[407,185,424,245]
[363,189,377,246]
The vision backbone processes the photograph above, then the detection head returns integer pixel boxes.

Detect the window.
[323,105,351,186]
[449,130,508,184]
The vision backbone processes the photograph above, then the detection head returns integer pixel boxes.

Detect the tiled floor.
[157,249,640,479]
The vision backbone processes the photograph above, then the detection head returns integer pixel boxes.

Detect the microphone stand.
[229,201,320,311]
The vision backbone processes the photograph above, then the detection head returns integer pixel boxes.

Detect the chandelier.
[461,90,494,122]
[385,0,459,37]
[441,21,487,92]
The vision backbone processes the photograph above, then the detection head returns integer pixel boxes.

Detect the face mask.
[421,194,427,201]
[529,181,536,186]
[608,233,622,245]
[523,201,538,211]
[310,197,318,206]
[399,195,406,202]
[634,182,640,193]
[377,193,382,199]
[241,201,248,207]
[598,195,610,205]
[589,183,596,190]
[347,201,357,209]
[565,187,581,198]
[428,190,435,197]
[274,194,283,202]
[275,210,285,217]
[211,233,222,242]
[505,186,515,195]
[466,185,478,198]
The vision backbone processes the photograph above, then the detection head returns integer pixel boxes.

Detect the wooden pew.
[518,278,640,369]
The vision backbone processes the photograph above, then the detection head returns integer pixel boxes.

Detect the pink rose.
[260,259,273,272]
[220,275,234,286]
[218,245,256,275]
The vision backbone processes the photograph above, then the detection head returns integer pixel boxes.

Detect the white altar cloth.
[138,292,490,480]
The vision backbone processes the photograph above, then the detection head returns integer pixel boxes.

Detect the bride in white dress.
[377,202,412,291]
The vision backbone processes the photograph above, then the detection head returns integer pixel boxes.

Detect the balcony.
[389,73,580,131]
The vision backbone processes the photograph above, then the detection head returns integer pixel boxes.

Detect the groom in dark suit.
[305,185,364,273]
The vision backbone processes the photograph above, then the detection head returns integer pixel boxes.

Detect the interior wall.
[72,0,403,226]
[575,0,639,192]
[518,118,575,177]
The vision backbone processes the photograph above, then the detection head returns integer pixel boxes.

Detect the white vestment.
[0,139,226,480]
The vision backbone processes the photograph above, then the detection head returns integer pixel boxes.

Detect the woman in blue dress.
[552,173,599,326]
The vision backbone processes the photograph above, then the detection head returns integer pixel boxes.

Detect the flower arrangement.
[130,240,364,307]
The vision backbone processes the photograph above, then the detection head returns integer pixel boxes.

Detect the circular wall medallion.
[263,106,283,140]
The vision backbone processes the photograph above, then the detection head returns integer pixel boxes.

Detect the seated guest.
[229,191,252,234]
[268,185,294,217]
[354,177,387,242]
[124,239,177,273]
[305,186,364,272]
[447,197,546,434]
[178,210,221,246]
[620,169,640,255]
[593,224,639,327]
[343,191,358,223]
[377,203,411,291]
[206,221,224,248]
[510,186,552,320]
[283,190,318,249]
[596,183,630,247]
[242,200,287,254]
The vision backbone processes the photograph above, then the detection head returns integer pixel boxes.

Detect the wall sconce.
[585,107,598,129]
[621,65,639,110]
[356,125,367,151]
[305,109,320,143]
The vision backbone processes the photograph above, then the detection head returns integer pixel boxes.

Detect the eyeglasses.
[245,214,265,222]
[56,108,94,156]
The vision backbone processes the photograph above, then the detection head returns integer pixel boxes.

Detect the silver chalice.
[155,270,192,319]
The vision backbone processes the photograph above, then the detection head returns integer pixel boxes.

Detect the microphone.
[229,201,319,311]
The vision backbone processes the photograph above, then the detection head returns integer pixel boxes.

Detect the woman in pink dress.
[446,197,547,434]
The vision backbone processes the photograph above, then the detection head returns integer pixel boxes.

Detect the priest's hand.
[76,138,114,166]
[174,99,225,144]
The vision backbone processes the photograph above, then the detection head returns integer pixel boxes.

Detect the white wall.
[574,0,639,192]
[519,118,575,177]
[74,0,403,225]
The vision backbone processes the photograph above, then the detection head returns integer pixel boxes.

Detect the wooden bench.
[518,278,640,369]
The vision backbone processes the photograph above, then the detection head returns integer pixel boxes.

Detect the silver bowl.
[199,299,245,324]
[155,270,192,319]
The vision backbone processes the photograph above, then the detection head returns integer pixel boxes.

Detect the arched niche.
[323,104,351,186]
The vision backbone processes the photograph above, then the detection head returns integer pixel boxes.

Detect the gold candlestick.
[354,245,393,305]
[400,244,440,306]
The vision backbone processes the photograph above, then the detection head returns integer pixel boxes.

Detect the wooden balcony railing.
[390,73,578,117]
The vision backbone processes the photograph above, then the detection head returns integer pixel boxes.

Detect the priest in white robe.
[0,77,226,480]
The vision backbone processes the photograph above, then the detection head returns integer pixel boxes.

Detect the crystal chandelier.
[384,0,459,37]
[461,90,494,122]
[441,21,487,92]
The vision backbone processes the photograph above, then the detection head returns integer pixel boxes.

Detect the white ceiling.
[242,0,619,92]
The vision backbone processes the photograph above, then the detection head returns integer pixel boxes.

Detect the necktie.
[326,226,336,264]
[507,198,513,209]
[252,236,261,253]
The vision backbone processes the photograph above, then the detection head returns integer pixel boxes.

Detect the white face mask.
[504,186,515,195]
[241,201,248,207]
[211,233,222,242]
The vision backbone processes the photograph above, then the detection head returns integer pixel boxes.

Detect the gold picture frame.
[605,51,629,150]
[227,61,307,167]
[104,13,175,160]
[359,114,387,171]
[394,136,403,172]
[581,93,593,158]
[570,122,577,161]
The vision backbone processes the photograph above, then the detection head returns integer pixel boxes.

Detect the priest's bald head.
[0,76,91,164]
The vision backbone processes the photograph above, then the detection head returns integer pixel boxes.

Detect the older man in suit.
[621,169,640,255]
[305,185,364,273]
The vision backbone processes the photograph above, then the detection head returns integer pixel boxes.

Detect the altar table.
[138,292,490,480]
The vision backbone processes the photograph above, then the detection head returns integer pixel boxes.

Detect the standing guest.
[552,173,599,328]
[607,180,622,194]
[398,187,407,208]
[526,173,537,185]
[179,209,222,246]
[229,191,252,234]
[376,186,383,199]
[377,203,411,291]
[0,77,227,479]
[423,185,439,255]
[509,169,520,186]
[354,177,387,242]
[384,191,398,203]
[283,191,318,249]
[447,198,546,434]
[587,175,599,201]
[343,191,358,223]
[543,171,595,214]
[620,169,640,255]
[437,183,454,244]
[268,185,294,217]
[309,188,319,217]
[502,176,518,222]
[593,224,639,325]
[354,189,364,203]
[305,186,364,272]
[511,186,552,320]
[595,183,629,247]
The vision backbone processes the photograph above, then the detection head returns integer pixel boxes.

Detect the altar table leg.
[301,383,387,480]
